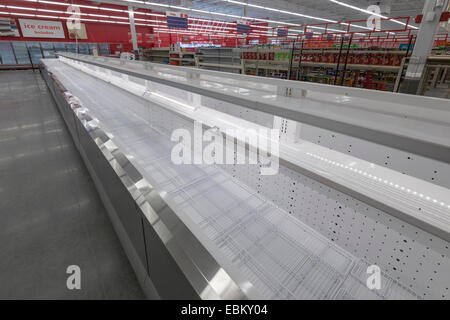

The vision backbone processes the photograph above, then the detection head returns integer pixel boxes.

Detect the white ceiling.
[151,0,426,27]
[101,0,447,33]
[190,0,425,23]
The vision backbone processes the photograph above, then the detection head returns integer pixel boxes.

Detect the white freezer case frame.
[42,55,450,300]
[56,52,450,163]
[56,53,450,244]
[41,62,368,300]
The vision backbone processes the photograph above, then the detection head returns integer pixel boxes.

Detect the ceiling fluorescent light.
[10,12,36,16]
[6,6,36,11]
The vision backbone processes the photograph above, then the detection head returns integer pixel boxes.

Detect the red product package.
[328,53,335,63]
[391,54,402,66]
[324,53,331,63]
[347,53,356,65]
[379,54,389,65]
[384,54,393,65]
[369,54,379,65]
[330,53,338,63]
[360,54,370,65]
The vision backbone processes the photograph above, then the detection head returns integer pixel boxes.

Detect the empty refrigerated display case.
[39,53,450,300]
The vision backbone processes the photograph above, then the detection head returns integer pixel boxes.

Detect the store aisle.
[0,70,145,299]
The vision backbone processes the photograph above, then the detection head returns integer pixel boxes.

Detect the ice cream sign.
[19,19,65,38]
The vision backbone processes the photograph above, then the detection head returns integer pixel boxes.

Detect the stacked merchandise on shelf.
[242,45,292,78]
[139,41,446,94]
[298,47,408,91]
[300,50,404,68]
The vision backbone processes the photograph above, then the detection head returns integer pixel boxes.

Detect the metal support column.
[128,6,139,58]
[296,39,304,81]
[287,43,295,80]
[399,0,448,94]
[340,34,353,86]
[334,36,345,85]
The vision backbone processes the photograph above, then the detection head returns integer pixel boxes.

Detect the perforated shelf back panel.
[218,159,450,299]
[200,95,450,190]
[300,124,450,189]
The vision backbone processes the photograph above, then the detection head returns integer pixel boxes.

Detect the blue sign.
[277,29,288,37]
[399,43,414,50]
[237,20,251,33]
[166,11,188,29]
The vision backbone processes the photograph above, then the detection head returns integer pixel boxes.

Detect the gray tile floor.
[0,70,145,299]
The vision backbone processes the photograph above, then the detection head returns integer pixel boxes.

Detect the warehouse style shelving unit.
[142,47,170,64]
[238,43,413,91]
[169,50,196,67]
[137,44,448,95]
[93,40,448,96]
[242,47,293,78]
[197,47,243,74]
[296,47,409,91]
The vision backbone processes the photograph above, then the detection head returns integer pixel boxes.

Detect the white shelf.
[198,54,222,58]
[199,62,243,69]
[301,49,408,55]
[300,62,400,71]
[170,58,196,62]
[200,55,240,59]
[244,59,290,63]
[148,54,169,58]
